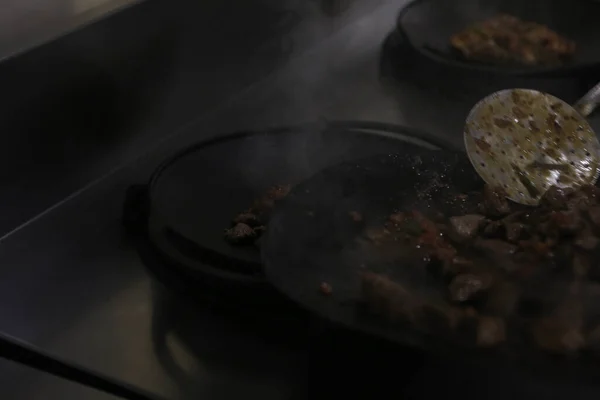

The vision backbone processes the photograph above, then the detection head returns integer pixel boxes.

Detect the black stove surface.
[2,0,600,399]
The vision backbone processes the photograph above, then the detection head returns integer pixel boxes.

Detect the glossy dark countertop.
[3,0,600,398]
[0,359,122,400]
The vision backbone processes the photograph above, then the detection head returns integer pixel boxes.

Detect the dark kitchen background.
[0,0,600,399]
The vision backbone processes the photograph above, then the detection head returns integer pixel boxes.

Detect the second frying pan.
[396,0,600,76]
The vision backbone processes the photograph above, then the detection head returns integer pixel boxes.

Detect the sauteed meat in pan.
[450,14,576,66]
[224,185,291,246]
[359,183,600,353]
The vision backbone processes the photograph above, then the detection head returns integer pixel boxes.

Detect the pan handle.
[574,81,600,118]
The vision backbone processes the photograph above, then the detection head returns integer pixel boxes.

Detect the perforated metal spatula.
[464,87,600,205]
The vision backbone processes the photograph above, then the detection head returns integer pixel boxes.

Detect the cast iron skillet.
[396,0,600,77]
[145,121,452,280]
[261,149,600,380]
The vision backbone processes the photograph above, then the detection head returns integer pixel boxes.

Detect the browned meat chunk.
[567,186,600,211]
[588,206,600,228]
[361,271,464,334]
[364,227,390,244]
[360,271,418,323]
[414,303,463,335]
[224,223,257,245]
[226,184,290,246]
[474,239,517,257]
[359,181,600,357]
[388,212,404,224]
[482,185,510,217]
[319,282,333,295]
[449,214,485,240]
[573,252,590,278]
[574,232,600,250]
[349,211,363,222]
[505,222,526,242]
[450,14,575,67]
[440,256,473,277]
[550,210,581,234]
[586,325,600,353]
[233,212,261,227]
[539,185,570,209]
[484,281,520,317]
[530,316,585,354]
[580,184,600,200]
[477,316,506,347]
[482,220,503,237]
[448,272,492,303]
[530,294,584,353]
[253,184,291,212]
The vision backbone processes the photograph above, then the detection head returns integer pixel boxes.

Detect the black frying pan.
[261,149,600,379]
[396,0,600,76]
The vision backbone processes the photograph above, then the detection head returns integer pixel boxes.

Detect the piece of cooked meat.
[225,184,291,247]
[360,271,418,323]
[233,211,261,227]
[252,184,291,213]
[319,282,333,295]
[449,214,485,240]
[540,185,571,209]
[349,211,363,222]
[530,315,585,354]
[481,185,511,217]
[477,316,506,347]
[361,271,463,334]
[474,239,518,257]
[588,205,600,227]
[448,272,493,303]
[358,181,600,357]
[450,14,576,67]
[224,223,257,245]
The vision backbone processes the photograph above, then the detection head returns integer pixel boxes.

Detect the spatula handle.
[574,82,600,118]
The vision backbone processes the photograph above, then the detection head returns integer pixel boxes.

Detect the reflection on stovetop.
[149,280,310,399]
[146,254,600,400]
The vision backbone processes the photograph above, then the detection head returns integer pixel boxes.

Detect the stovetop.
[3,0,600,399]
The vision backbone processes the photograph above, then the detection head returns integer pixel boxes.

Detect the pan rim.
[143,120,454,282]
